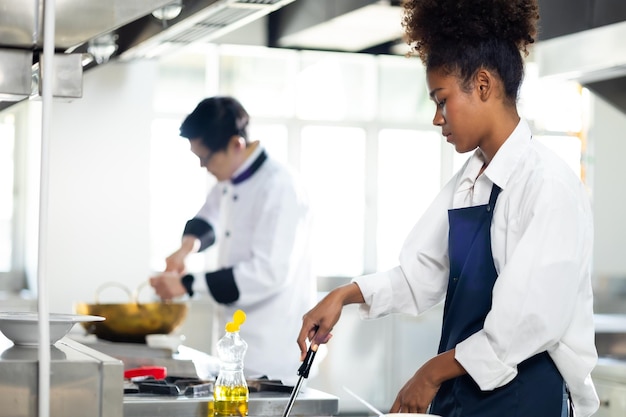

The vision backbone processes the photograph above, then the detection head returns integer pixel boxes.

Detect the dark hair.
[402,0,540,104]
[179,96,250,151]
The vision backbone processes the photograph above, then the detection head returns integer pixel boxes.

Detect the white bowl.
[0,312,104,346]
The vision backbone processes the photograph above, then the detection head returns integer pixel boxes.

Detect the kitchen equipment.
[342,386,384,416]
[0,312,104,346]
[343,386,441,417]
[282,344,318,417]
[74,281,188,343]
[124,365,167,380]
[124,384,338,417]
[125,375,215,397]
[0,336,123,417]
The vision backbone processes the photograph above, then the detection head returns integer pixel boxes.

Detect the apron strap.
[566,384,575,417]
[487,184,502,212]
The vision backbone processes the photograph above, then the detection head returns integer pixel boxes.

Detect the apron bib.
[430,185,563,417]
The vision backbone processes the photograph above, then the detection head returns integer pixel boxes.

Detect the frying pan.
[74,281,188,343]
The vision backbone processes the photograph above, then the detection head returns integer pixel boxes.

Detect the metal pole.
[38,0,56,415]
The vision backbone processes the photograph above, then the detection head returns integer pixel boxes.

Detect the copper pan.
[74,281,188,343]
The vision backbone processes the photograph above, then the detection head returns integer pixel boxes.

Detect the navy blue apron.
[430,185,564,417]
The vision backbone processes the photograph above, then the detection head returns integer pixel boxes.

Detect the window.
[149,118,214,273]
[300,125,366,277]
[297,51,377,121]
[146,46,589,282]
[0,114,15,272]
[377,129,442,270]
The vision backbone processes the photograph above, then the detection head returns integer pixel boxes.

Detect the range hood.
[117,0,297,61]
[0,0,296,108]
[535,20,626,114]
[0,0,175,106]
[0,0,175,51]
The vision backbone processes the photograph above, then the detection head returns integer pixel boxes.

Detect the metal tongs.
[282,344,318,417]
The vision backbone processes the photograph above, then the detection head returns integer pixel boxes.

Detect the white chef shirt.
[353,119,599,416]
[193,144,317,385]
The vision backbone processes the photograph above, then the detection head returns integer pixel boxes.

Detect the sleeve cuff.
[205,268,240,304]
[455,331,518,391]
[181,274,195,297]
[183,218,216,251]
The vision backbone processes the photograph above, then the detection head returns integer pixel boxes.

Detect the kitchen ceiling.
[1,0,626,112]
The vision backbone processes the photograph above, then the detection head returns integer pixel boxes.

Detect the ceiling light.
[152,0,183,21]
[277,4,404,52]
[87,33,118,65]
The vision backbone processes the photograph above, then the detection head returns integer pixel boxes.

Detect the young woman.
[296,0,599,416]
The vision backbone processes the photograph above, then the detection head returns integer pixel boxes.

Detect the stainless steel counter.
[68,335,338,417]
[124,388,339,417]
[0,335,123,417]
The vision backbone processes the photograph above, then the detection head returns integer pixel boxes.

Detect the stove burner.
[125,376,214,397]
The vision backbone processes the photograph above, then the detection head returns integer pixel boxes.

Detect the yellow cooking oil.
[213,384,249,416]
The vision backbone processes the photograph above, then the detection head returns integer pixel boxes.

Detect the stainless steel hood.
[0,0,176,51]
[535,20,626,114]
[0,0,175,106]
[0,0,298,108]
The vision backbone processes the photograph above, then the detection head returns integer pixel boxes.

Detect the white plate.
[0,312,104,346]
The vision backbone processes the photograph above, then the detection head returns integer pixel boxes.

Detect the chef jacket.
[184,144,316,385]
[353,119,599,417]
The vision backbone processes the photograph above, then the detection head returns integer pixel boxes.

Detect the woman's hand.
[296,282,365,360]
[390,365,441,413]
[390,349,466,413]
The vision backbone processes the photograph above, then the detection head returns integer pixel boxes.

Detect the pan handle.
[94,282,133,304]
[94,281,163,305]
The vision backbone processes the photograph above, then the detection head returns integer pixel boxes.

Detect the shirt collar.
[482,118,532,191]
[231,143,267,185]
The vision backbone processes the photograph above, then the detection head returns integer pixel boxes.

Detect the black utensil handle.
[297,345,317,379]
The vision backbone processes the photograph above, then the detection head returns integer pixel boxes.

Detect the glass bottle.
[214,310,248,417]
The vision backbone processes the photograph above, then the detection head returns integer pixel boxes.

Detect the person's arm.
[296,282,365,359]
[164,235,201,273]
[151,186,221,299]
[390,349,466,413]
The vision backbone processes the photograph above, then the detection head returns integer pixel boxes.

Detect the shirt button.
[233,194,238,201]
[222,188,228,195]
[225,231,230,237]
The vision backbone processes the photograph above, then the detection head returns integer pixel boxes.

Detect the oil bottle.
[213,309,248,417]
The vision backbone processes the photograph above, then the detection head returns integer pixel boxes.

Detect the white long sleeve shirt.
[353,119,599,416]
[193,145,317,384]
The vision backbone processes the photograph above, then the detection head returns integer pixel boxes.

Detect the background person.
[297,0,599,415]
[150,96,317,385]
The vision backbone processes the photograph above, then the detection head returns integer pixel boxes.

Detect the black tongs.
[282,344,318,417]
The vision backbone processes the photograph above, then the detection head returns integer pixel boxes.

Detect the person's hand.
[296,283,364,360]
[149,270,186,301]
[389,363,441,414]
[389,349,465,413]
[165,249,187,274]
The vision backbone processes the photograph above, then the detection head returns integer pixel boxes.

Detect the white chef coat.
[353,119,599,417]
[193,144,316,385]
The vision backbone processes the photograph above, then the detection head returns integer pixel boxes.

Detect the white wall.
[588,95,626,279]
[43,60,157,313]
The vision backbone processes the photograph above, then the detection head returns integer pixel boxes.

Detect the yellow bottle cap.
[233,309,246,325]
[225,321,239,332]
[225,309,246,332]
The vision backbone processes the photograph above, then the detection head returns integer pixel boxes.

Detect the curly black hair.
[402,0,540,102]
